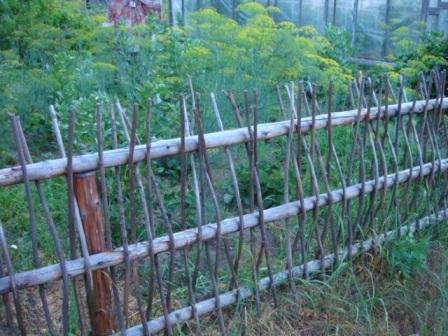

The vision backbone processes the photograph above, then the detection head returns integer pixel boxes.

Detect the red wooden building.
[108,0,162,26]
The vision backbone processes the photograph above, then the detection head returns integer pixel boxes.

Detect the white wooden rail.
[121,207,448,335]
[0,99,444,187]
[120,209,448,336]
[0,156,447,295]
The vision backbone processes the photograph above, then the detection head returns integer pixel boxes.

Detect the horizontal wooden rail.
[0,156,447,295]
[120,208,448,335]
[0,99,445,187]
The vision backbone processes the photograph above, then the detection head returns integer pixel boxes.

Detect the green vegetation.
[364,28,448,82]
[194,224,448,335]
[390,29,448,80]
[0,0,351,163]
[0,1,447,335]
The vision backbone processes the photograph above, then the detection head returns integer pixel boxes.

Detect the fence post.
[74,171,116,335]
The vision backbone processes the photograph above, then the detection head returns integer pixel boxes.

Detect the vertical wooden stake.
[74,172,116,336]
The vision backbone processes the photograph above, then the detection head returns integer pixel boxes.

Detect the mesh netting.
[178,0,448,59]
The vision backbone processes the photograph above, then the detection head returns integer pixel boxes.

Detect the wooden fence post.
[74,172,116,335]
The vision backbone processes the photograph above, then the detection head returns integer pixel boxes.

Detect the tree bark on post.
[74,172,116,335]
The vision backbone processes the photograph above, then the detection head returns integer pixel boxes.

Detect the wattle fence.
[0,70,447,335]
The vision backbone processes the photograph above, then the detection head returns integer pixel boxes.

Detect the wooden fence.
[0,70,447,335]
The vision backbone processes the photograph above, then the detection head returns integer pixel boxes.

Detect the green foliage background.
[0,2,446,334]
[0,0,355,163]
[0,1,446,164]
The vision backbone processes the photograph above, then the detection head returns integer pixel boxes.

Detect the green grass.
[181,221,448,335]
[0,178,70,271]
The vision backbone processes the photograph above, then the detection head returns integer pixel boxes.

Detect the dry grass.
[1,226,447,336]
[184,228,448,336]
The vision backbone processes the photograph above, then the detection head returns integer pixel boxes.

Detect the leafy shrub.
[0,1,353,165]
[185,4,351,94]
[383,235,430,279]
[323,25,353,67]
[389,28,448,82]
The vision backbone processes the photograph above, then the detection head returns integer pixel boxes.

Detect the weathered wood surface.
[120,208,448,335]
[0,99,444,187]
[74,172,116,335]
[0,157,446,295]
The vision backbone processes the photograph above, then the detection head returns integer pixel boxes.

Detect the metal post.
[352,0,359,48]
[332,0,337,24]
[74,172,116,336]
[169,0,174,26]
[325,0,330,26]
[181,0,185,25]
[382,0,392,57]
[421,0,430,21]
